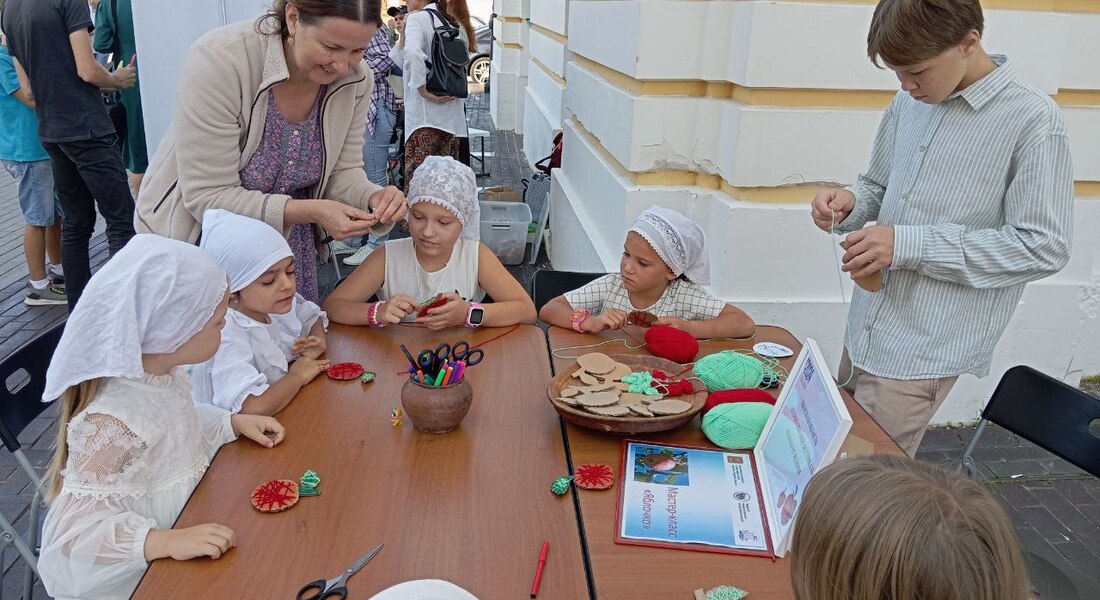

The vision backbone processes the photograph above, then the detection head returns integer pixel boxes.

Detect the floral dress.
[239,87,327,302]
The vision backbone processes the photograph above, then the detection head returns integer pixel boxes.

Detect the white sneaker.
[343,244,375,266]
[330,239,360,255]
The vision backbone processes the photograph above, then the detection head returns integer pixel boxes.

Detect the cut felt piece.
[327,362,366,380]
[251,479,300,513]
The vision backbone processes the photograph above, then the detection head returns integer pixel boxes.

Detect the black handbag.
[423,8,468,99]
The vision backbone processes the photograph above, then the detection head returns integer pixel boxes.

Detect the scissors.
[417,341,485,374]
[297,543,383,600]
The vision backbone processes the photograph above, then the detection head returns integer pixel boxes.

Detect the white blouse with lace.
[38,369,237,600]
[189,294,327,412]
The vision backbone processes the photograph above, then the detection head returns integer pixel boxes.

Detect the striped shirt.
[836,55,1073,379]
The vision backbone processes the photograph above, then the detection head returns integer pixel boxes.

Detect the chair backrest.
[982,365,1100,477]
[530,269,606,312]
[0,323,64,452]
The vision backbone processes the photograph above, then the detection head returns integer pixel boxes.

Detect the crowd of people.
[0,0,1076,598]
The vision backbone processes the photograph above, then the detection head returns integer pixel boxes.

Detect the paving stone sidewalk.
[0,89,1095,597]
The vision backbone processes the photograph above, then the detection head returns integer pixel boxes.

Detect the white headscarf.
[367,580,478,600]
[407,156,480,241]
[629,205,711,286]
[43,235,228,402]
[199,209,293,292]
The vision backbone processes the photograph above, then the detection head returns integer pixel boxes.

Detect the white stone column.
[490,0,531,132]
[522,0,570,169]
[552,0,1100,424]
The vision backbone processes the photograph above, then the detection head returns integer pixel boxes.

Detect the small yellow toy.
[390,407,403,427]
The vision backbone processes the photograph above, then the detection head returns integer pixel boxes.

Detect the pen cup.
[400,376,473,434]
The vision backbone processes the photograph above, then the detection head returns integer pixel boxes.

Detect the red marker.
[530,541,549,598]
[127,54,136,67]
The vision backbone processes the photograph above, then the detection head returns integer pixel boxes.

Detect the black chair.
[530,269,605,313]
[956,365,1100,599]
[0,323,64,598]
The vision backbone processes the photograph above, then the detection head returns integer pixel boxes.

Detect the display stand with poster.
[615,338,852,558]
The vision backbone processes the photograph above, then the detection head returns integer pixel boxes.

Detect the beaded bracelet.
[367,301,386,327]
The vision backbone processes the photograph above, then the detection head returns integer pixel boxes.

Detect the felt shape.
[551,476,573,496]
[701,402,774,449]
[645,325,699,363]
[703,389,776,416]
[574,464,615,490]
[360,371,376,384]
[251,479,300,513]
[300,470,321,497]
[417,294,449,318]
[328,362,366,380]
[627,310,658,327]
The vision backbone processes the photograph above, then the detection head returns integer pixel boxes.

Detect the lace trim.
[637,211,687,269]
[409,196,467,227]
[61,458,208,501]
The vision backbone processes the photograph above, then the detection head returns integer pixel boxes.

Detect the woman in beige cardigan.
[137,0,407,301]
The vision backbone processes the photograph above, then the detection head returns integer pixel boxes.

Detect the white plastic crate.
[479,200,531,265]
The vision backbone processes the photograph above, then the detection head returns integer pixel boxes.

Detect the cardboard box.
[481,186,522,202]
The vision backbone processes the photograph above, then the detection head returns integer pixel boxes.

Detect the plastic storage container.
[479,200,531,266]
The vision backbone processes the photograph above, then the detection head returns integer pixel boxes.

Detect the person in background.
[0,24,66,306]
[93,0,147,194]
[3,0,137,309]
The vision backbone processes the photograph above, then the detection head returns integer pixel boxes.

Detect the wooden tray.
[547,354,705,435]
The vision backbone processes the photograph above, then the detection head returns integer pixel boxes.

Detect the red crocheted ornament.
[574,463,615,490]
[251,479,300,513]
[327,362,366,380]
[648,370,694,397]
[645,325,699,363]
[703,389,777,416]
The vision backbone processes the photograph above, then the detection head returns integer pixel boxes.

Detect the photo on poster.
[633,446,690,486]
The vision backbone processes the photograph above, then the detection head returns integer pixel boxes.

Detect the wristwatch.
[570,308,590,332]
[465,302,485,328]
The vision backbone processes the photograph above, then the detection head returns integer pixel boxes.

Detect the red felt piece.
[645,325,699,363]
[327,362,366,380]
[702,389,777,416]
[574,463,615,490]
[417,294,449,318]
[251,479,300,513]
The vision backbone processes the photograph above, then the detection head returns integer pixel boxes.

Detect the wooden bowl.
[547,354,705,435]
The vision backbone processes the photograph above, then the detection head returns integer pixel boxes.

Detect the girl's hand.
[292,335,326,359]
[585,309,627,332]
[289,356,330,386]
[418,86,455,102]
[230,413,286,448]
[653,316,696,337]
[418,292,466,330]
[145,524,237,561]
[379,294,417,324]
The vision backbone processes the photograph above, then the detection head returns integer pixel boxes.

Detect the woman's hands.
[288,199,377,239]
[230,414,286,448]
[368,186,408,225]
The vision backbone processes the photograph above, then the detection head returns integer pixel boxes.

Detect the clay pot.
[400,377,473,433]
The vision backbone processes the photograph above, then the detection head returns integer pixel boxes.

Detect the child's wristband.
[367,301,387,327]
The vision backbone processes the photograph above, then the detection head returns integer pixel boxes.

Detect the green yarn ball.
[694,351,773,392]
[701,402,774,449]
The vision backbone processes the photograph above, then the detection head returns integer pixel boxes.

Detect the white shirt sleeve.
[562,274,617,314]
[205,327,270,413]
[193,403,237,460]
[293,294,328,334]
[38,414,155,599]
[402,12,431,90]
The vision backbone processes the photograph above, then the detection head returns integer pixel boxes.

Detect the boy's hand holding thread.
[811,189,855,233]
[840,226,893,286]
[230,414,286,448]
[292,335,325,359]
[418,292,466,330]
[289,356,329,386]
[378,294,417,324]
[144,524,237,562]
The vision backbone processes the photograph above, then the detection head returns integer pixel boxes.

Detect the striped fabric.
[836,55,1074,379]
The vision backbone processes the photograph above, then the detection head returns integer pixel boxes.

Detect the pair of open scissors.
[417,341,485,374]
[297,543,383,600]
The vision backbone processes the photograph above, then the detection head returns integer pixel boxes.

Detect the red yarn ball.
[645,325,699,363]
[702,389,776,416]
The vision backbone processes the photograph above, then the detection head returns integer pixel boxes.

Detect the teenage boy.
[810,0,1073,456]
[0,29,66,305]
[3,0,137,309]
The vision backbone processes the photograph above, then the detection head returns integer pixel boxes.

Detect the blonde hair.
[790,454,1029,600]
[45,379,102,501]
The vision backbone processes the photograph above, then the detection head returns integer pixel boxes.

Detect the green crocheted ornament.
[300,470,321,497]
[705,586,748,600]
[550,476,573,496]
[621,371,663,396]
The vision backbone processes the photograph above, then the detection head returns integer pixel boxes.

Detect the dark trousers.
[42,135,136,309]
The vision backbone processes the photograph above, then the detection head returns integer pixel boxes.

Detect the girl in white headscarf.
[324,156,536,329]
[38,235,286,600]
[190,210,330,416]
[540,205,755,339]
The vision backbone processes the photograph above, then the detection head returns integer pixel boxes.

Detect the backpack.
[423,8,468,99]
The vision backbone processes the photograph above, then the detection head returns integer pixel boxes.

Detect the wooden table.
[548,325,903,600]
[135,324,589,599]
